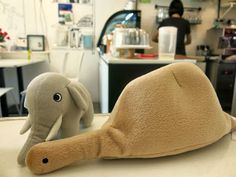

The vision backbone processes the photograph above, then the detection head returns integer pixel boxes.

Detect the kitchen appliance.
[206,27,236,55]
[206,58,236,112]
[68,26,82,48]
[97,10,141,54]
[206,27,236,112]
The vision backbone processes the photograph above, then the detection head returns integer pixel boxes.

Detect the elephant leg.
[61,116,81,138]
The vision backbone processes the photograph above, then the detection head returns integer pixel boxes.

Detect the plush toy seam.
[107,134,227,159]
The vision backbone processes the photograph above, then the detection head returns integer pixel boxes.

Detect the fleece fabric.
[26,63,236,174]
[17,73,94,165]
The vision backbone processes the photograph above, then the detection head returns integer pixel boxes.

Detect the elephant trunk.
[17,124,51,165]
[26,127,126,174]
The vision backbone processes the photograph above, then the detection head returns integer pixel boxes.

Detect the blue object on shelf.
[83,35,93,49]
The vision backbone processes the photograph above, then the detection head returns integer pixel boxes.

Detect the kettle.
[69,26,82,48]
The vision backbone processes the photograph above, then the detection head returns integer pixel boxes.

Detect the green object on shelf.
[139,0,151,3]
[28,49,32,61]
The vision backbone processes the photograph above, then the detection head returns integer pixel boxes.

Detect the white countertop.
[101,54,197,64]
[0,58,47,68]
[1,114,236,177]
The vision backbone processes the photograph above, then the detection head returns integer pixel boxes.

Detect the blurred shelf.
[51,46,93,50]
[0,51,50,54]
[221,2,236,8]
[156,17,201,25]
[114,45,152,49]
[221,2,236,18]
[154,4,202,25]
[51,0,95,53]
[51,46,81,50]
[52,1,92,6]
[154,5,201,11]
[51,24,93,30]
[224,47,236,50]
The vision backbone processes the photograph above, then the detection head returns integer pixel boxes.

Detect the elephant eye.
[53,93,62,102]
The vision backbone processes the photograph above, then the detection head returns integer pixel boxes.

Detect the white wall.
[48,0,128,102]
[0,0,127,105]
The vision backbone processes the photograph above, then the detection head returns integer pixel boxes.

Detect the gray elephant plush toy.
[17,72,94,165]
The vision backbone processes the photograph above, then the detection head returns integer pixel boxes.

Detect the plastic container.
[55,25,68,47]
[69,26,82,48]
[158,26,177,60]
[83,33,93,49]
[112,28,150,47]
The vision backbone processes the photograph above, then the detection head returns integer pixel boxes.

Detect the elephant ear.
[67,82,89,112]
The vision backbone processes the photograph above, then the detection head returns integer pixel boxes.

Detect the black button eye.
[53,93,62,102]
[42,158,48,164]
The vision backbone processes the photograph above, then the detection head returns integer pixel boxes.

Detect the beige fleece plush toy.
[26,63,236,174]
[17,72,94,165]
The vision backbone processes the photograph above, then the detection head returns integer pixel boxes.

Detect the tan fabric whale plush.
[17,73,94,165]
[26,62,236,174]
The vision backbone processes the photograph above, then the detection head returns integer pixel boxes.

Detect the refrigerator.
[97,10,142,54]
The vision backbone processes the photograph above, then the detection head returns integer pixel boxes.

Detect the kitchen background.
[0,0,235,109]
